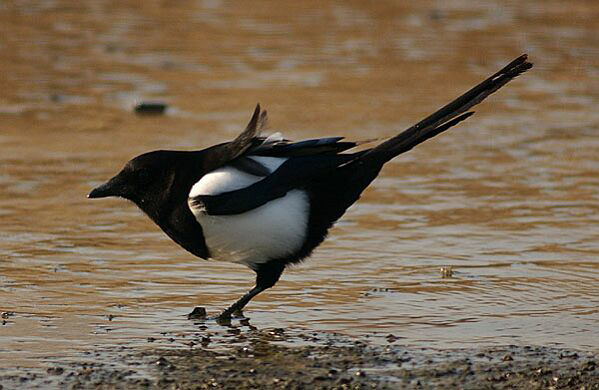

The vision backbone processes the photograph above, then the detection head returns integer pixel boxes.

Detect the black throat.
[131,151,211,259]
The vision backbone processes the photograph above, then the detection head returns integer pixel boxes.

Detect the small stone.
[134,102,167,115]
[559,352,578,359]
[582,361,596,371]
[440,266,454,278]
[535,367,551,375]
[188,307,207,319]
[156,357,169,367]
[502,354,513,361]
[50,94,63,102]
[337,376,352,384]
[47,366,64,375]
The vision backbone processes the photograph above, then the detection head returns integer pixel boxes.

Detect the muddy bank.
[2,327,597,389]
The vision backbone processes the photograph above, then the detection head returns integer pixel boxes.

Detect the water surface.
[1,0,598,368]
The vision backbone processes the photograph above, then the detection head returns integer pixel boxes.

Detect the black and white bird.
[88,55,532,320]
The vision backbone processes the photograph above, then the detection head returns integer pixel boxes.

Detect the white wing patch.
[189,156,286,196]
[188,156,309,269]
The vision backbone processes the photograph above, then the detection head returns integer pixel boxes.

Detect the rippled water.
[1,0,598,368]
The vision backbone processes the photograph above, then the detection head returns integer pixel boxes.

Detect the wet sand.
[1,325,597,389]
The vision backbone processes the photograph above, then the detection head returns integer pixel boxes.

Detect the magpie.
[88,55,532,320]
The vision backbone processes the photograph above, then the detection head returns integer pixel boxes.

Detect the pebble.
[156,357,169,367]
[47,367,64,375]
[134,102,168,115]
[187,307,207,319]
[440,266,454,278]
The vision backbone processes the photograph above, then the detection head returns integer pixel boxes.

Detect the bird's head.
[88,150,181,210]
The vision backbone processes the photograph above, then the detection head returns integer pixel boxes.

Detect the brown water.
[1,0,598,368]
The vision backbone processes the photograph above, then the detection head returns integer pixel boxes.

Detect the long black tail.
[364,54,533,162]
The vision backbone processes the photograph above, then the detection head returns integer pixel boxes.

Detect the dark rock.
[134,102,168,115]
[155,357,169,367]
[47,367,64,375]
[187,307,207,319]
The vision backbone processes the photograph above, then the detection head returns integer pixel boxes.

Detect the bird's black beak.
[88,175,125,199]
[88,181,113,199]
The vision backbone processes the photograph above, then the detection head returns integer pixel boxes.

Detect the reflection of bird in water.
[88,55,532,321]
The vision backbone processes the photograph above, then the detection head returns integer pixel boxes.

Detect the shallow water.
[1,0,598,368]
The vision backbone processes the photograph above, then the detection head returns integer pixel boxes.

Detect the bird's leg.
[216,285,266,320]
[216,261,285,321]
[187,261,285,321]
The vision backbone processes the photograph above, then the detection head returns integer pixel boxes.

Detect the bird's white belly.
[194,190,309,269]
[187,156,309,269]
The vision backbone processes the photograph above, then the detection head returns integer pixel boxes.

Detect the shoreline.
[2,327,597,389]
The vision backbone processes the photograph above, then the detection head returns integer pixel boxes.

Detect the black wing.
[226,135,364,177]
[250,136,360,157]
[200,104,363,176]
[189,152,357,215]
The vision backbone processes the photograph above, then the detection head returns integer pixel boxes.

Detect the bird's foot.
[213,309,245,325]
[187,306,246,323]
